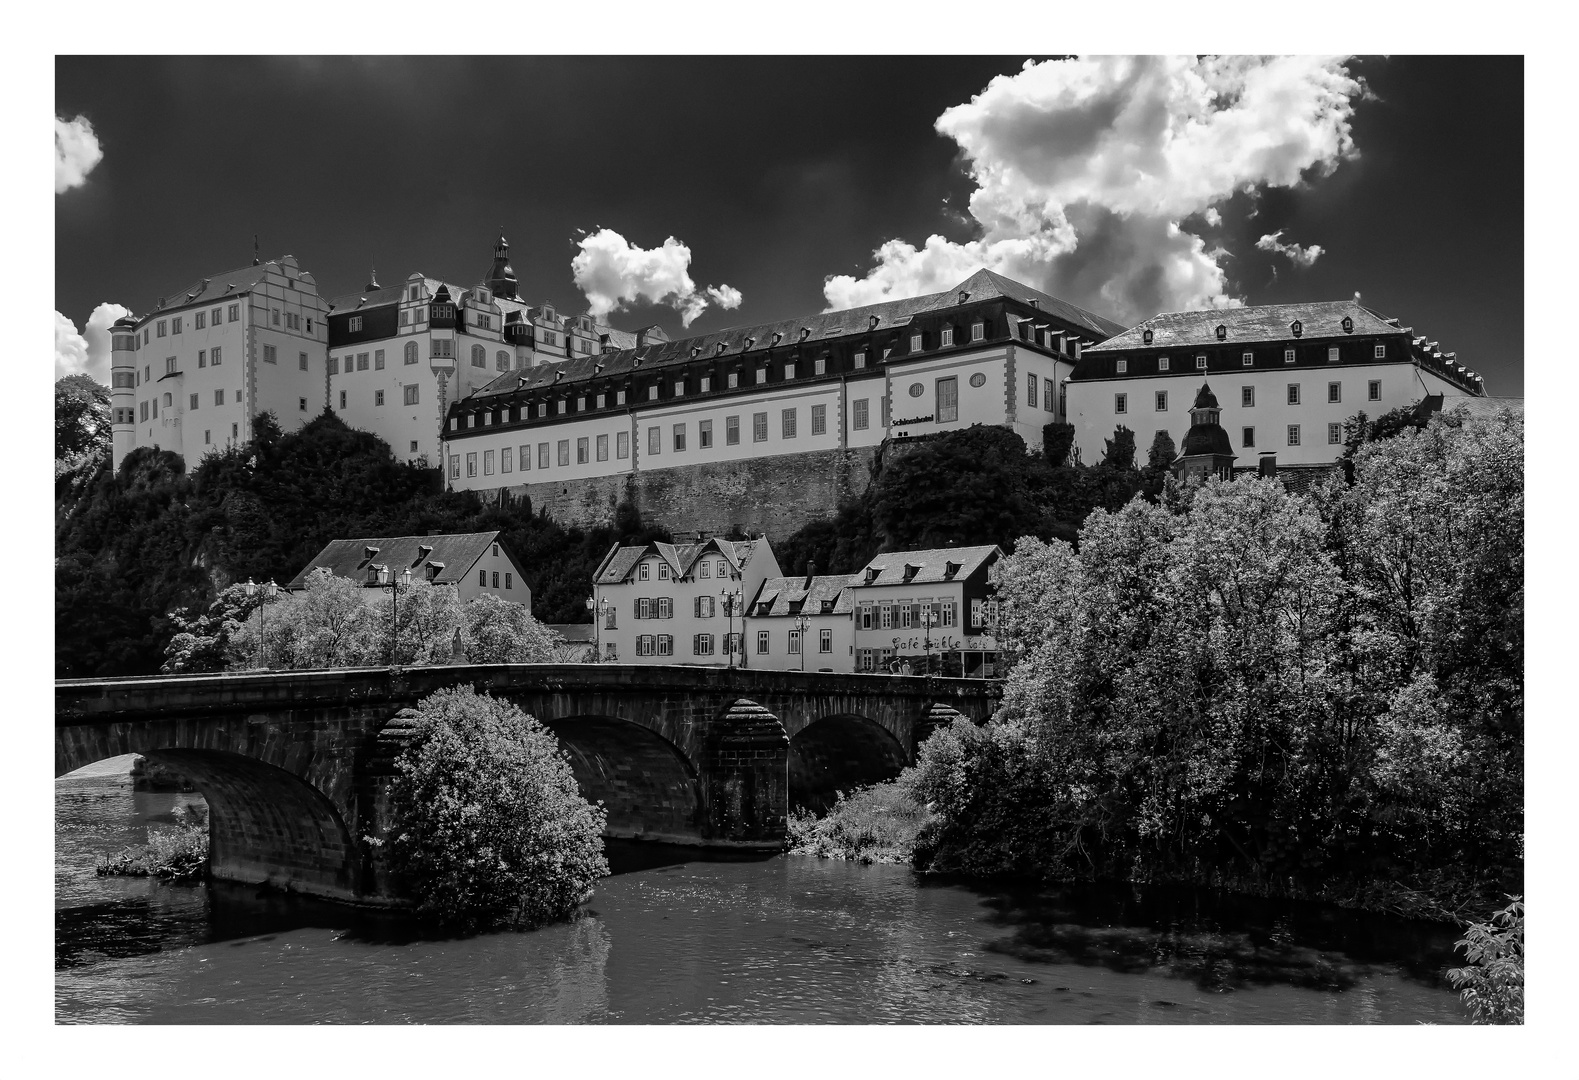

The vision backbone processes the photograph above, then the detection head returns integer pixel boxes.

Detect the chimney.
[1258,452,1278,478]
[804,560,817,591]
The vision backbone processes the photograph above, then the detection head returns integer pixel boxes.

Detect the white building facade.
[847,546,1003,677]
[745,574,859,672]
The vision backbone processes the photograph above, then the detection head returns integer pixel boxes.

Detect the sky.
[55,55,1524,395]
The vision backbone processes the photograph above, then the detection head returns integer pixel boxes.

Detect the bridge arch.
[788,713,909,815]
[540,715,703,845]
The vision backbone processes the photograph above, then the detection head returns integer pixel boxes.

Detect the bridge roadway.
[56,663,1000,906]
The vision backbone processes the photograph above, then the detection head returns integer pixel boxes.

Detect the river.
[56,768,1470,1024]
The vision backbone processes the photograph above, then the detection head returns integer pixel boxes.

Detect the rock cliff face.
[490,445,882,538]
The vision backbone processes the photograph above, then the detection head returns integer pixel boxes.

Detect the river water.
[56,769,1470,1024]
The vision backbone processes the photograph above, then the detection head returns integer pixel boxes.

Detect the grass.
[98,803,209,882]
[787,780,935,865]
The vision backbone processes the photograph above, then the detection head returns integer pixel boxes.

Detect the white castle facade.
[109,236,1487,483]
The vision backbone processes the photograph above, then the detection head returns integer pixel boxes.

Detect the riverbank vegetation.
[98,803,209,882]
[788,779,934,864]
[381,686,609,931]
[1447,896,1524,1024]
[55,410,669,678]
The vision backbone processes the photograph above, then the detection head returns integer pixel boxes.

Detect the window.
[577,437,589,463]
[174,317,184,334]
[195,312,205,330]
[694,595,716,618]
[405,342,418,365]
[942,600,957,627]
[658,597,673,619]
[757,630,770,654]
[472,345,485,368]
[811,404,827,435]
[648,385,659,401]
[814,356,826,376]
[788,630,802,655]
[198,350,207,369]
[558,439,570,466]
[1242,351,1254,367]
[596,433,609,461]
[910,333,923,352]
[1328,346,1341,362]
[726,416,741,445]
[357,352,368,371]
[605,642,618,660]
[1287,424,1301,446]
[497,350,510,372]
[657,634,673,657]
[673,424,686,452]
[727,371,739,389]
[1158,356,1169,372]
[1368,379,1382,401]
[853,398,869,430]
[1328,422,1343,445]
[1242,426,1255,448]
[505,573,512,590]
[616,390,626,406]
[937,376,959,423]
[1116,360,1128,374]
[699,420,713,448]
[483,449,495,475]
[1196,355,1207,370]
[1326,381,1344,404]
[375,389,385,406]
[349,316,363,332]
[756,367,768,386]
[1374,344,1386,359]
[140,400,148,422]
[782,408,797,438]
[879,603,893,629]
[616,431,630,459]
[1026,373,1037,408]
[941,327,954,346]
[972,322,984,342]
[330,356,339,375]
[855,350,867,368]
[189,393,199,410]
[478,569,487,587]
[466,452,477,477]
[112,370,135,389]
[659,563,670,581]
[403,384,419,406]
[753,412,768,442]
[604,607,616,629]
[299,352,309,371]
[693,634,715,657]
[371,350,383,370]
[673,379,686,398]
[204,430,210,444]
[1287,383,1301,405]
[214,389,224,406]
[165,355,177,375]
[537,403,548,418]
[639,564,651,582]
[783,363,796,381]
[499,443,512,473]
[339,390,347,409]
[1114,393,1127,414]
[431,340,452,358]
[271,310,280,327]
[637,635,654,656]
[228,304,240,323]
[819,628,832,654]
[700,562,711,579]
[263,344,277,364]
[212,307,222,325]
[1153,390,1167,412]
[648,426,661,455]
[518,445,530,471]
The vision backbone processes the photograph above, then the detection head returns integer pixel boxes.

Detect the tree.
[1099,425,1136,471]
[870,425,1041,551]
[162,584,271,673]
[1042,422,1076,467]
[230,571,378,669]
[1144,429,1177,476]
[1447,896,1524,1024]
[56,374,110,460]
[385,686,609,930]
[462,592,558,663]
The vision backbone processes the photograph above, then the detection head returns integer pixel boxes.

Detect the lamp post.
[586,595,612,662]
[242,579,278,669]
[918,607,939,676]
[376,565,413,666]
[792,614,811,672]
[720,586,742,669]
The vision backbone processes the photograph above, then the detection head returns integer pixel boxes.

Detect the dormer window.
[1142,329,1154,345]
[1196,355,1207,370]
[1242,351,1254,366]
[971,322,984,342]
[1116,360,1127,374]
[1158,356,1170,372]
[910,333,923,352]
[1215,324,1227,341]
[1341,315,1355,334]
[902,564,920,583]
[854,351,866,368]
[941,327,954,346]
[1374,344,1386,359]
[865,567,881,584]
[1284,348,1296,364]
[944,561,961,579]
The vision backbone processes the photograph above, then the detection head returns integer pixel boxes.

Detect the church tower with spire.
[484,231,518,301]
[1172,383,1237,481]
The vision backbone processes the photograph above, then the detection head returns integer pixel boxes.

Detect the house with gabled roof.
[745,570,861,672]
[590,536,780,664]
[849,545,1004,677]
[286,531,531,609]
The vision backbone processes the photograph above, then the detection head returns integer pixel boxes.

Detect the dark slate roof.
[150,262,275,317]
[325,281,409,312]
[1193,383,1220,409]
[750,574,860,617]
[593,538,768,585]
[1181,422,1234,457]
[1088,300,1400,351]
[854,545,1000,588]
[286,532,503,590]
[463,271,1121,404]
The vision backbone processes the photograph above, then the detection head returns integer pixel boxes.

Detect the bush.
[787,779,934,864]
[98,803,209,881]
[385,686,608,930]
[1448,896,1524,1024]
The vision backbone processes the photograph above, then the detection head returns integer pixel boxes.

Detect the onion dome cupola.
[1173,382,1236,482]
[485,231,519,301]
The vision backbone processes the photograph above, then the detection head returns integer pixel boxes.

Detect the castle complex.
[109,236,1488,527]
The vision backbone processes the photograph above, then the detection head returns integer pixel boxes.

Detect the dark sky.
[55,55,1523,395]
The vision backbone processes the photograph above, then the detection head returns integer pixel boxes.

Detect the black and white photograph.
[36,14,1560,1058]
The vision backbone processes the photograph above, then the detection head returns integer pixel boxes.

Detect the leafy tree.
[162,583,271,673]
[1447,896,1524,1024]
[1144,429,1177,477]
[1098,425,1136,471]
[1042,422,1076,467]
[385,686,608,930]
[230,571,378,669]
[462,592,559,663]
[870,425,1042,551]
[56,374,110,460]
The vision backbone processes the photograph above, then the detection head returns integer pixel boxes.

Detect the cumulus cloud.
[55,303,132,382]
[571,229,744,328]
[1255,229,1325,268]
[824,55,1361,323]
[56,115,104,194]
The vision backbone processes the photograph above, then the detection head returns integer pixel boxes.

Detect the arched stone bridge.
[56,664,999,906]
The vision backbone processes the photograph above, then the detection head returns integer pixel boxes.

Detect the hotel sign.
[887,633,997,652]
[891,415,934,426]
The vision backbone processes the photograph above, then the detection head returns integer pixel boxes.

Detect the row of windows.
[855,600,960,630]
[1113,344,1387,375]
[632,634,741,657]
[1114,380,1383,414]
[150,304,244,342]
[475,570,515,590]
[185,390,227,410]
[1231,423,1346,448]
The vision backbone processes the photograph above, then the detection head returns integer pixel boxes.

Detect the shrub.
[385,686,608,931]
[1448,896,1524,1024]
[99,803,209,881]
[788,779,934,864]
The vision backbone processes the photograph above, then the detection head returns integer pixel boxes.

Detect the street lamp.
[586,595,612,662]
[242,579,278,669]
[918,607,939,676]
[720,586,743,669]
[792,614,811,672]
[375,565,413,666]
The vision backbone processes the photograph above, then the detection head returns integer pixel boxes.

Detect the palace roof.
[853,545,1001,588]
[147,259,299,318]
[286,531,514,590]
[1087,300,1400,351]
